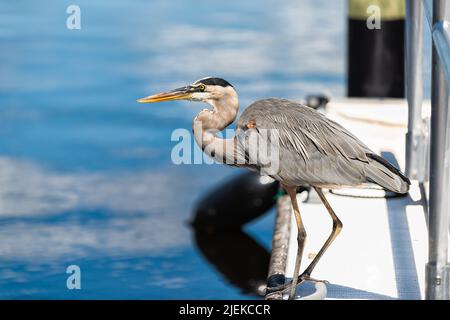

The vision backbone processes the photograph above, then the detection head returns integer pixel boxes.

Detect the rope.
[333,109,407,129]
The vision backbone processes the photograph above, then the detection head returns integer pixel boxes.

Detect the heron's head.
[137,77,236,105]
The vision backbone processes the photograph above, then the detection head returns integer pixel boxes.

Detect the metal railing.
[406,0,450,300]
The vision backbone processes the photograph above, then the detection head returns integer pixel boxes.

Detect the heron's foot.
[266,273,329,297]
[298,272,330,285]
[265,282,290,295]
[266,276,309,296]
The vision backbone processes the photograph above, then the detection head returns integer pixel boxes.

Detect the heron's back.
[236,98,410,193]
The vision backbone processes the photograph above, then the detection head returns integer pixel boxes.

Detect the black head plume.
[194,77,234,88]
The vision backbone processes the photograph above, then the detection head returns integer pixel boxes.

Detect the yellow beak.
[137,87,192,103]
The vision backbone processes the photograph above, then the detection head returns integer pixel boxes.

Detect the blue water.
[0,0,348,299]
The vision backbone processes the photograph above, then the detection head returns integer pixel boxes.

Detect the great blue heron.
[137,77,410,299]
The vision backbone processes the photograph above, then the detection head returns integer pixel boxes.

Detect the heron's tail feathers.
[365,153,410,194]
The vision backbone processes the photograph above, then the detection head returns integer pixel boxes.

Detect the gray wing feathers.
[237,98,410,193]
[365,153,410,193]
[240,99,370,162]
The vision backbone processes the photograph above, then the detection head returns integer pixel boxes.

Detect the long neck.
[193,89,239,163]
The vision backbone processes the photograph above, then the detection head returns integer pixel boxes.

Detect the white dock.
[271,98,436,300]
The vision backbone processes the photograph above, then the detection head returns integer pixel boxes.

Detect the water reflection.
[190,171,278,297]
[0,0,346,298]
[0,156,274,298]
[0,157,192,259]
[192,228,270,297]
[191,171,279,229]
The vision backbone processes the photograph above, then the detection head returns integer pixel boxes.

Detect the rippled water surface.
[0,0,347,298]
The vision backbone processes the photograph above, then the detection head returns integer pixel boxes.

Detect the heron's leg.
[284,186,307,300]
[299,187,342,280]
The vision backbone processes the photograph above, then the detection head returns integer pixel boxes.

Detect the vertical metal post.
[405,0,424,180]
[426,0,450,301]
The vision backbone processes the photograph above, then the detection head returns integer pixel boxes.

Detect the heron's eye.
[199,84,206,92]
